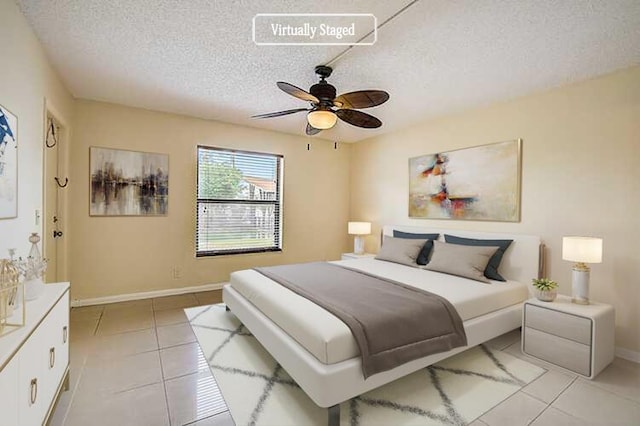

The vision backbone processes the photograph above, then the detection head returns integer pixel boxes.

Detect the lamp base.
[571,263,590,305]
[354,236,365,255]
[571,298,589,305]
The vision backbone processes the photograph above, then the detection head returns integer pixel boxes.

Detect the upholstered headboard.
[382,225,543,284]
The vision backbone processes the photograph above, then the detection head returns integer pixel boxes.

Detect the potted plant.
[532,278,558,302]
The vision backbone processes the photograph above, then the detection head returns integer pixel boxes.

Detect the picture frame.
[0,104,18,219]
[409,139,522,222]
[89,147,169,216]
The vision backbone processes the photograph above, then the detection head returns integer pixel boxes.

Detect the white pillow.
[374,236,427,267]
[424,240,499,283]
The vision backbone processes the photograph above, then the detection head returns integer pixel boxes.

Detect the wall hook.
[46,120,58,148]
[54,177,68,188]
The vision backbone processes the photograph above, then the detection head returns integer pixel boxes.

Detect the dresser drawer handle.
[49,347,56,369]
[30,378,38,405]
[63,325,68,343]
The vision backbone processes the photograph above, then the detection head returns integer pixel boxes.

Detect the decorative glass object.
[16,233,47,301]
[1,256,25,336]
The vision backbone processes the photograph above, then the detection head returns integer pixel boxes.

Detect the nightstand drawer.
[525,304,591,345]
[524,327,591,376]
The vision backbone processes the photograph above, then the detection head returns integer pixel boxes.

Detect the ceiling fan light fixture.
[307,110,337,130]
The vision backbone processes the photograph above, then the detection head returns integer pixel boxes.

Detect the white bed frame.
[223,226,542,424]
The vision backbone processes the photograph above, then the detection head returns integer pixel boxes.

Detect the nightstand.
[522,295,615,379]
[341,253,376,261]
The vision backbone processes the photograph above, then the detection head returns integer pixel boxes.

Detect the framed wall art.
[0,104,18,219]
[90,147,169,216]
[409,139,521,222]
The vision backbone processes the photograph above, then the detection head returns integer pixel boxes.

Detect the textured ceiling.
[17,0,640,142]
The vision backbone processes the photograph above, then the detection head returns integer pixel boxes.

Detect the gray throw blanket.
[254,262,467,378]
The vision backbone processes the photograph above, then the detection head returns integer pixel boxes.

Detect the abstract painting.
[90,147,169,216]
[0,104,17,219]
[409,139,521,221]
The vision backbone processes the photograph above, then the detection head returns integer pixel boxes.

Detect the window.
[196,146,283,256]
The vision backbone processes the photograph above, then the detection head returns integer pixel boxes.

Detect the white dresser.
[0,282,70,425]
[522,295,614,379]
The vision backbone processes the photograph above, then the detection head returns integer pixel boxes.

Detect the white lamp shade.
[348,222,371,235]
[307,110,337,130]
[562,236,603,263]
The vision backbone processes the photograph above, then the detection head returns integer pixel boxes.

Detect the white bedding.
[229,257,529,364]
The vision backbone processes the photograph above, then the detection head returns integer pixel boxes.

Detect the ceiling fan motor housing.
[309,82,336,105]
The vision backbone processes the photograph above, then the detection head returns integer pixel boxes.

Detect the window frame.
[196,145,284,257]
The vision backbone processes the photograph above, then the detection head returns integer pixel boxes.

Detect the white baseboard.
[616,346,640,364]
[70,282,227,307]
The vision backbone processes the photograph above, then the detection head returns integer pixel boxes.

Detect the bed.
[222,225,543,424]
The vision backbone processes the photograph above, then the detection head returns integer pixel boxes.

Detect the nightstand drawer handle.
[30,378,38,405]
[63,325,68,343]
[49,347,56,369]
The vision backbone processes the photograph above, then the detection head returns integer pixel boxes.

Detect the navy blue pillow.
[444,234,513,281]
[392,231,439,265]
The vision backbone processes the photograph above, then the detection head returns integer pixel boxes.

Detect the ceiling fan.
[252,65,389,135]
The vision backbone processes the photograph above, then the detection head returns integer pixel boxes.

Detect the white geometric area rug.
[186,304,543,426]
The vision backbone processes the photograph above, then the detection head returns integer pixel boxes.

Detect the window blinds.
[196,146,283,256]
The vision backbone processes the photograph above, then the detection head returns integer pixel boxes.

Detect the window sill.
[196,248,282,257]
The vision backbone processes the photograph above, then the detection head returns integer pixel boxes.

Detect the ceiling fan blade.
[251,108,310,119]
[277,82,320,103]
[305,123,322,136]
[336,109,382,128]
[334,90,389,109]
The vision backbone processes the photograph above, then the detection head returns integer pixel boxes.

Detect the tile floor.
[51,291,234,426]
[52,294,640,426]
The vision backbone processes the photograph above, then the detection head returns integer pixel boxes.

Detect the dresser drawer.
[524,327,591,376]
[0,356,19,426]
[525,304,591,345]
[41,293,70,411]
[0,283,70,426]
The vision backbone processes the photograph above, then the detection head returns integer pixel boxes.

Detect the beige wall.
[0,0,74,258]
[69,100,351,301]
[350,66,640,354]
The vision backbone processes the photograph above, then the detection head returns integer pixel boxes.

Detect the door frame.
[43,98,71,283]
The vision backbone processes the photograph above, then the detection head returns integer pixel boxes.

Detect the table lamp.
[348,222,371,255]
[562,236,603,305]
